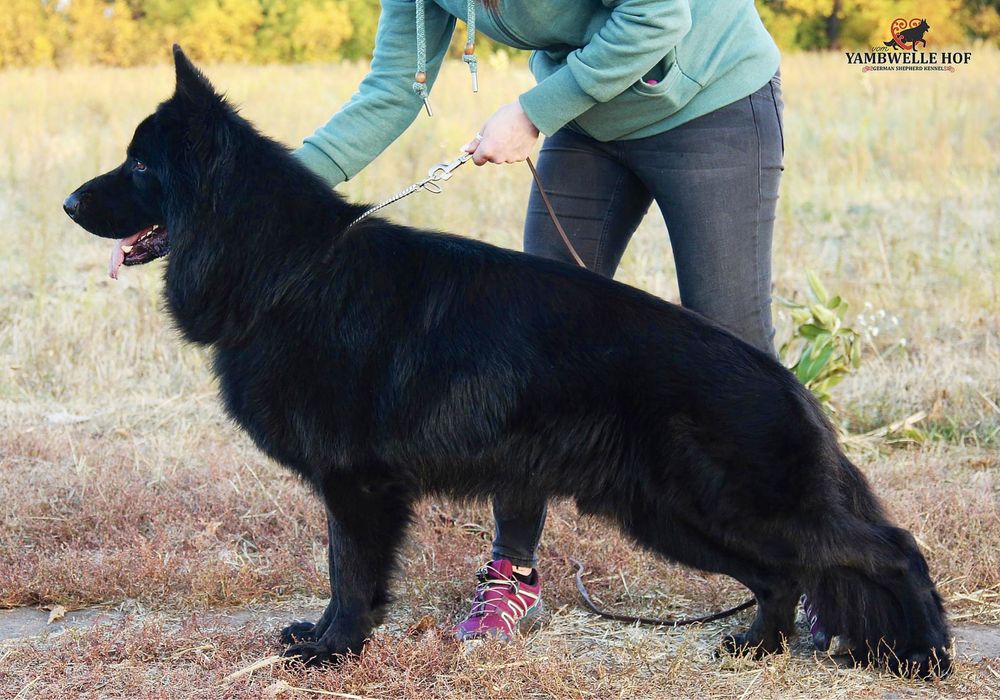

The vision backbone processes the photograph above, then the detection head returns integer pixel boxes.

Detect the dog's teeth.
[121,245,134,254]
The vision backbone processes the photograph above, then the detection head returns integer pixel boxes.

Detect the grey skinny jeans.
[491,75,785,569]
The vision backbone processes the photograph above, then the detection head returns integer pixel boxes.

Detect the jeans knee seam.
[594,170,628,273]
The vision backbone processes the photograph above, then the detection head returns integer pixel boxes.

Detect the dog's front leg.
[279,510,340,645]
[282,480,413,665]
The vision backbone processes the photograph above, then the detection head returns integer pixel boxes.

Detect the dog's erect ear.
[169,44,228,166]
[172,44,218,107]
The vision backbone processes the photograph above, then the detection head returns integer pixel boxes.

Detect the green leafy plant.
[777,271,862,410]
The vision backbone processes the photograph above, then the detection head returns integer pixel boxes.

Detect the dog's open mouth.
[109,225,170,278]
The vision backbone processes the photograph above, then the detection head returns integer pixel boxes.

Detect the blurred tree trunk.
[826,0,843,49]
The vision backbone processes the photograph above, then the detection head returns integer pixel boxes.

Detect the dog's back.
[218,215,809,499]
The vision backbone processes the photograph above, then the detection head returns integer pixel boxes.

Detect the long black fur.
[64,47,951,678]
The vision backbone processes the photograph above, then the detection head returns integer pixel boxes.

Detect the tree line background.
[1,0,998,69]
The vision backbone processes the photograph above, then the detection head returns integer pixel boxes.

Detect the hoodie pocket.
[572,52,702,141]
[633,51,697,97]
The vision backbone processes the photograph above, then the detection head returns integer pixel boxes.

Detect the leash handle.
[526,157,586,269]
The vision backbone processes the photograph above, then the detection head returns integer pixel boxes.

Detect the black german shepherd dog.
[64,47,951,678]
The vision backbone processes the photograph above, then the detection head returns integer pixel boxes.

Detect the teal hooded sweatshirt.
[294,0,780,188]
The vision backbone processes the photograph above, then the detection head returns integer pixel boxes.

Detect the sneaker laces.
[468,563,520,618]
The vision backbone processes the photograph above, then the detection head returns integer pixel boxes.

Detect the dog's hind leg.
[281,475,414,665]
[615,503,799,656]
[718,582,799,658]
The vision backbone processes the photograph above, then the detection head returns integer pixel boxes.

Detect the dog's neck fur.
[160,101,367,348]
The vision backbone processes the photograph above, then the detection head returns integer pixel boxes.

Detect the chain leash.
[344,153,472,232]
[343,151,585,269]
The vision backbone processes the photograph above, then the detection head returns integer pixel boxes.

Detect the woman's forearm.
[294,0,456,187]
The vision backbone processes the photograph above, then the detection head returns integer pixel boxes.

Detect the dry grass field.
[0,49,998,698]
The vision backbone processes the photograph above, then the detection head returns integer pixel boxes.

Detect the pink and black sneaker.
[454,559,543,641]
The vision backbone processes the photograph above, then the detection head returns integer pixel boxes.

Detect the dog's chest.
[212,342,362,478]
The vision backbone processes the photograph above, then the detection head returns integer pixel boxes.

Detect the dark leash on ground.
[570,558,756,628]
[361,162,757,628]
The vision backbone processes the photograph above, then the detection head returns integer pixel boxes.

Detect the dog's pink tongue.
[108,231,143,280]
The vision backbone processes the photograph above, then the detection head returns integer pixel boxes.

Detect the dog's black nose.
[63,193,81,219]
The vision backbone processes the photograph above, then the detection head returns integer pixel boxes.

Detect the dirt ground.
[1,430,997,697]
[1,598,999,698]
[0,600,998,661]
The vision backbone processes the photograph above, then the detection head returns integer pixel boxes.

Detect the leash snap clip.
[427,153,471,182]
[343,151,471,230]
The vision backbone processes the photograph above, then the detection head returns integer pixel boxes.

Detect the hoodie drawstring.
[414,0,479,115]
[413,0,431,115]
[463,0,479,92]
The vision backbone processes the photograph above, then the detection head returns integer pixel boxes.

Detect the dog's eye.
[133,160,147,173]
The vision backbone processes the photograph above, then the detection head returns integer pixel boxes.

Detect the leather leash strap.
[571,558,757,628]
[526,156,587,269]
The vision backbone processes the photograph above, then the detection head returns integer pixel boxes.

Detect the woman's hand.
[462,101,539,166]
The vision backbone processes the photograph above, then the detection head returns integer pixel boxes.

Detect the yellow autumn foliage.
[0,0,61,68]
[65,0,143,67]
[183,0,265,63]
[760,0,973,49]
[0,0,995,68]
[290,1,354,62]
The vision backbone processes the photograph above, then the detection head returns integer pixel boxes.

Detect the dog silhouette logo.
[884,18,931,51]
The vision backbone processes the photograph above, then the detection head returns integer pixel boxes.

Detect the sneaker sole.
[518,599,544,634]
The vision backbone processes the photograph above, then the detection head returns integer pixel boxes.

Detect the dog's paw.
[717,632,775,660]
[882,646,952,680]
[281,641,347,667]
[280,620,319,645]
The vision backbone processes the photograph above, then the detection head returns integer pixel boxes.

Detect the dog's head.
[63,45,232,273]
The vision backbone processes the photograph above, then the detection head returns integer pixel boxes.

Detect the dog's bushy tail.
[803,455,952,679]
